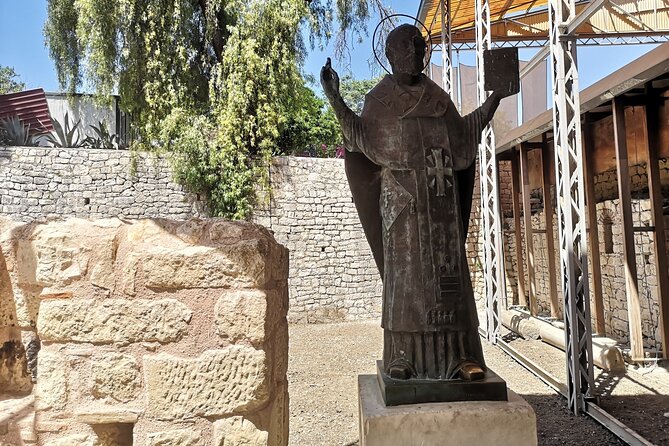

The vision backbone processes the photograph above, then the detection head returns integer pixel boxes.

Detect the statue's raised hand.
[320,58,340,101]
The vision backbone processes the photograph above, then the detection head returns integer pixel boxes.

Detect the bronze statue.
[321,24,516,401]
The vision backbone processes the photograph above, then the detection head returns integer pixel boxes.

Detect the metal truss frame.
[445,34,669,50]
[548,0,596,415]
[441,0,454,94]
[428,0,669,416]
[475,0,506,345]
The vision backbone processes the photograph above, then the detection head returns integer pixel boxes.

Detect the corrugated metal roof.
[418,0,549,38]
[0,88,54,134]
[418,0,669,44]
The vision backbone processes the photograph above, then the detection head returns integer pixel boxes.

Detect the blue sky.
[0,0,657,94]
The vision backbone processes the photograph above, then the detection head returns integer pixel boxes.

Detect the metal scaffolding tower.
[419,0,669,416]
[548,0,596,413]
[473,0,506,345]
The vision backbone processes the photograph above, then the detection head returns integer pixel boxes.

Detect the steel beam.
[449,34,669,50]
[565,0,609,35]
[476,0,506,344]
[441,0,454,94]
[548,0,595,414]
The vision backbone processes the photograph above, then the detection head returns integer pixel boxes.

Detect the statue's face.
[386,26,426,78]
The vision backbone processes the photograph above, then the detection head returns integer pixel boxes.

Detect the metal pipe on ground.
[501,308,626,372]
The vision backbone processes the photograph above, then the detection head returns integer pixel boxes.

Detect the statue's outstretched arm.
[446,92,502,170]
[321,59,370,156]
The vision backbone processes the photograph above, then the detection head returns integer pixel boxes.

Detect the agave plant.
[0,115,39,146]
[46,112,83,148]
[83,121,119,149]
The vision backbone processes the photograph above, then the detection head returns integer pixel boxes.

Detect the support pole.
[583,113,606,334]
[541,136,560,319]
[476,0,506,344]
[511,149,528,307]
[643,84,669,359]
[520,143,539,315]
[548,0,595,413]
[613,97,645,362]
[440,0,454,94]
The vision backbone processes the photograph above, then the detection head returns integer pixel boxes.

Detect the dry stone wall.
[0,146,207,222]
[253,157,383,323]
[0,217,289,445]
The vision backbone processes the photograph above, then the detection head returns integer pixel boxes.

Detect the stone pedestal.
[358,374,537,446]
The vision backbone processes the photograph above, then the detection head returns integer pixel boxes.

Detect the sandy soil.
[288,320,630,446]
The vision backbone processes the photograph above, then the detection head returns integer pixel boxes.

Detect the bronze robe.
[342,74,488,378]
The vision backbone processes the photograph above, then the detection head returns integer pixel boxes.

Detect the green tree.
[45,0,390,218]
[0,66,26,94]
[340,75,383,115]
[276,83,341,156]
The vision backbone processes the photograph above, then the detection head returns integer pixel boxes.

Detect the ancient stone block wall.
[467,160,514,312]
[0,218,289,445]
[253,157,383,323]
[501,162,669,351]
[0,146,207,222]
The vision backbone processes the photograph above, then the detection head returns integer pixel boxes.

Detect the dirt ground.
[288,320,640,446]
[501,329,669,446]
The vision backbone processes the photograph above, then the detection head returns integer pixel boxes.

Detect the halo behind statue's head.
[373,14,432,75]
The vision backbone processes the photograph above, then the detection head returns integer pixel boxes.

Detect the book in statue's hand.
[484,47,520,97]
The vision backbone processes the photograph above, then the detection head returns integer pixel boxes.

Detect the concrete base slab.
[358,374,537,446]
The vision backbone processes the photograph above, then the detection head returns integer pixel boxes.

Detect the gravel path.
[288,321,626,446]
[502,329,669,445]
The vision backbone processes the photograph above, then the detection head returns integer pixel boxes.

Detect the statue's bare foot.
[459,362,485,381]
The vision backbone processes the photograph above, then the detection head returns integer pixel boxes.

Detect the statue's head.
[385,24,426,82]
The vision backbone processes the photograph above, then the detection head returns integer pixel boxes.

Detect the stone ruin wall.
[253,157,383,323]
[0,146,207,222]
[0,217,289,445]
[501,161,669,351]
[0,148,381,324]
[2,146,662,351]
[253,157,508,324]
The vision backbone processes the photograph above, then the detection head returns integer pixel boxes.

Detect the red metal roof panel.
[0,88,54,134]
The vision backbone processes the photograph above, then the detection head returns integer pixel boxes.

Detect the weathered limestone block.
[75,408,140,424]
[0,219,40,327]
[44,433,95,446]
[37,299,192,344]
[124,219,287,291]
[0,248,16,328]
[144,347,268,420]
[34,350,68,410]
[141,242,271,290]
[213,417,268,446]
[90,353,141,402]
[215,290,279,345]
[17,219,120,290]
[147,429,202,446]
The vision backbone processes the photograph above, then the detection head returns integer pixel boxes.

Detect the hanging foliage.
[45,0,391,218]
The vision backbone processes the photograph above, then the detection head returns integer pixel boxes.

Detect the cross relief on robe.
[427,148,453,197]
